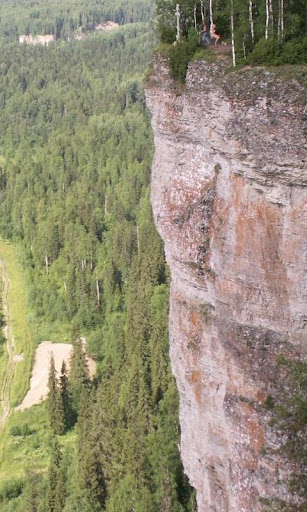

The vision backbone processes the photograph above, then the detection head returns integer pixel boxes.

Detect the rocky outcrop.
[146,57,307,511]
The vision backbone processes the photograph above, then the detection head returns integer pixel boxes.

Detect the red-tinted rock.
[146,57,306,511]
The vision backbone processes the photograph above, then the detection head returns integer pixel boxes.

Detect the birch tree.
[209,0,213,30]
[249,0,254,44]
[200,0,205,22]
[265,0,268,38]
[230,0,236,66]
[278,0,284,41]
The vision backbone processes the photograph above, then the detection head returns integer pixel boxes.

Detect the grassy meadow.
[0,239,75,496]
[0,239,71,408]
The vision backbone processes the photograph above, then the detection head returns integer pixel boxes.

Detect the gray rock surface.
[146,56,307,511]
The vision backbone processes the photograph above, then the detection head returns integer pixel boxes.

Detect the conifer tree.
[47,439,62,512]
[0,19,199,512]
[54,462,67,512]
[68,337,90,419]
[48,354,65,435]
[21,472,40,512]
[59,360,73,430]
[77,389,107,510]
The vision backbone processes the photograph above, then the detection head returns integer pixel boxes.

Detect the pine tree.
[48,354,65,435]
[47,439,62,512]
[68,337,90,419]
[59,360,73,430]
[54,461,67,512]
[21,472,40,512]
[77,389,107,510]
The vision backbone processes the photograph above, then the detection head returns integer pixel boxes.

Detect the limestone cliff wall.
[146,57,307,512]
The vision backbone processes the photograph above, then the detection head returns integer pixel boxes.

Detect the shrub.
[277,37,307,65]
[87,329,103,360]
[264,395,275,409]
[10,423,32,437]
[246,37,281,65]
[168,29,199,83]
[247,36,307,66]
[0,479,24,501]
[10,425,22,436]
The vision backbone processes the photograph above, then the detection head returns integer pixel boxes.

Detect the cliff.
[146,57,307,511]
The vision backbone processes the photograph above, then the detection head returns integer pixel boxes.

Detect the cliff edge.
[146,57,307,511]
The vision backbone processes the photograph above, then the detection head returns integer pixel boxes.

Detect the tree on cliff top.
[157,0,306,65]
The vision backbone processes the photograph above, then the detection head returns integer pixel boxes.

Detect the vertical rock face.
[146,57,307,511]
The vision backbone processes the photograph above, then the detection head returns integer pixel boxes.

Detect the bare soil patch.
[16,341,96,411]
[95,21,119,31]
[19,34,55,46]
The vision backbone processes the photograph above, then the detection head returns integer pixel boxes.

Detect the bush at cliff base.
[246,36,307,65]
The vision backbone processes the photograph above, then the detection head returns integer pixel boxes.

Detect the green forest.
[0,1,196,510]
[0,0,305,509]
[0,0,154,40]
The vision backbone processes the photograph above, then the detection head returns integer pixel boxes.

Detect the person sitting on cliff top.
[210,23,220,45]
[200,22,211,46]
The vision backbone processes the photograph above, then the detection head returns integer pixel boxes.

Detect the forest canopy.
[0,0,304,507]
[0,0,155,40]
[0,0,196,510]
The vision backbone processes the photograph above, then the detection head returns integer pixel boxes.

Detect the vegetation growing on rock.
[157,0,306,80]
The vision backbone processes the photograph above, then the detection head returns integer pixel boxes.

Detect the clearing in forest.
[16,341,96,411]
[0,240,94,425]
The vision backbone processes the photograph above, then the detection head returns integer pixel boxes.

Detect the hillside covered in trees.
[0,1,196,510]
[0,0,154,40]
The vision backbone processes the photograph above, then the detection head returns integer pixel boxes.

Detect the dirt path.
[0,258,17,427]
